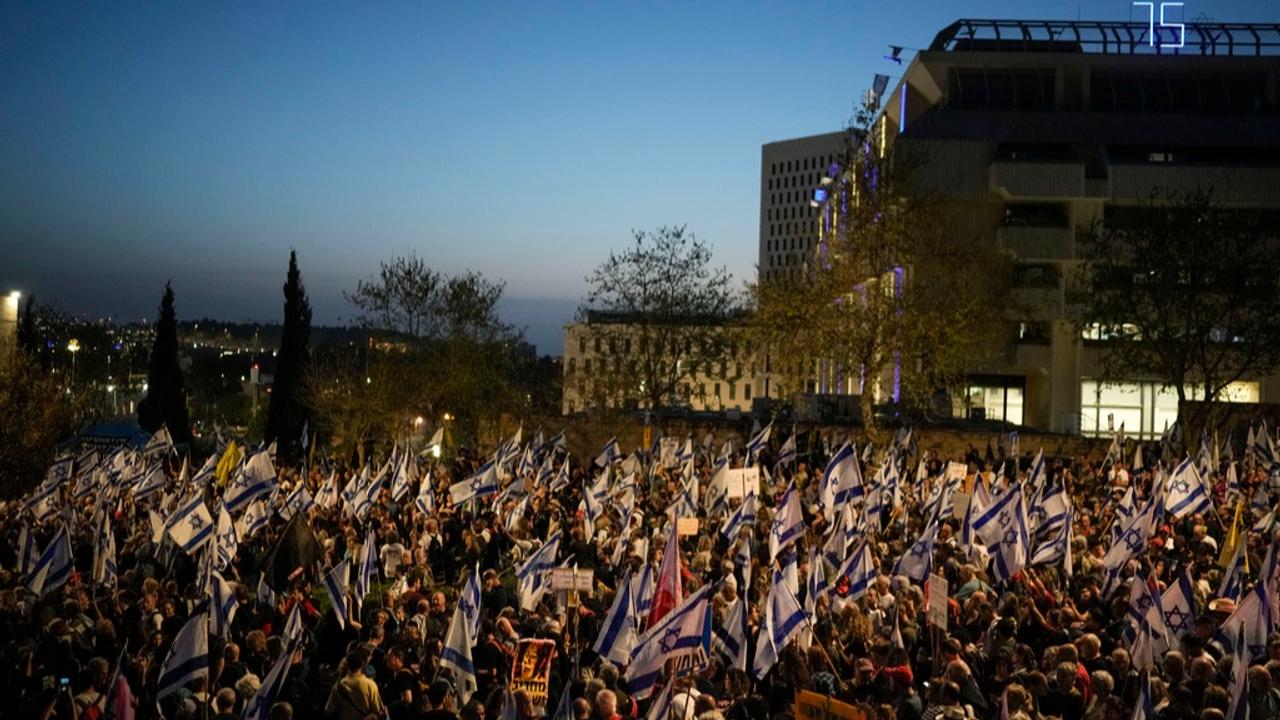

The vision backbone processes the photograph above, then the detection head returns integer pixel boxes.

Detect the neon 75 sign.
[1133,2,1186,48]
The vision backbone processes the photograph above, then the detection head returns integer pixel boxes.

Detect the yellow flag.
[1219,498,1245,568]
[215,440,242,487]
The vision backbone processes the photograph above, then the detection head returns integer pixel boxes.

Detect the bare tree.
[577,225,740,412]
[1077,188,1280,437]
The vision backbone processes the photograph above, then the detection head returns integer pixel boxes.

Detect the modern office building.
[758,132,845,281]
[793,18,1280,437]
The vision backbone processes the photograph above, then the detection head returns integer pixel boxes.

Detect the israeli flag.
[237,500,271,540]
[820,443,862,515]
[769,483,804,563]
[1226,624,1249,720]
[449,460,499,506]
[714,593,749,672]
[214,503,237,570]
[893,522,938,585]
[461,566,483,641]
[315,471,340,510]
[415,472,435,516]
[1161,569,1196,640]
[746,422,773,466]
[92,514,117,588]
[282,603,305,642]
[224,450,276,514]
[17,522,38,576]
[1031,506,1074,576]
[279,483,315,522]
[1165,459,1212,520]
[970,485,1023,548]
[208,569,239,638]
[595,437,620,467]
[347,470,385,520]
[322,559,351,629]
[166,495,215,554]
[626,585,711,699]
[1030,483,1069,538]
[131,466,167,502]
[390,454,414,502]
[355,528,379,611]
[840,539,877,601]
[517,530,562,611]
[720,492,757,544]
[156,611,209,699]
[631,563,654,617]
[1218,539,1247,601]
[28,525,74,597]
[441,603,478,704]
[242,638,298,720]
[776,431,798,468]
[990,489,1029,583]
[752,569,808,679]
[593,573,637,666]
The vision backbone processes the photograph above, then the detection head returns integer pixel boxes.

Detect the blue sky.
[3,0,1278,353]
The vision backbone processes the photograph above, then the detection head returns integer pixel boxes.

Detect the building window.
[568,358,576,374]
[963,377,1025,425]
[1080,379,1259,439]
[729,383,736,400]
[594,338,601,353]
[579,338,586,354]
[714,383,721,398]
[584,359,592,373]
[744,383,752,401]
[1004,203,1067,228]
[624,338,631,354]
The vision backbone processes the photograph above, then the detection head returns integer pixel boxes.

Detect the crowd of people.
[2,423,1279,720]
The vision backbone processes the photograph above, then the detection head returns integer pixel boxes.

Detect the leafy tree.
[137,283,194,446]
[752,100,1007,436]
[265,250,313,462]
[1077,188,1280,436]
[576,225,739,412]
[0,348,81,497]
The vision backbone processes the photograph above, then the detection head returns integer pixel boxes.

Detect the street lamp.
[67,338,81,386]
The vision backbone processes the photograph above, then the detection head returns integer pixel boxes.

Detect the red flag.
[647,525,683,630]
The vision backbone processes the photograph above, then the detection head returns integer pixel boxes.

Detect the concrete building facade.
[807,19,1280,437]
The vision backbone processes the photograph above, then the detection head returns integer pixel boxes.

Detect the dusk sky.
[5,0,1278,353]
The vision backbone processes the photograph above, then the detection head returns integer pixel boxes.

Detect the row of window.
[766,237,812,253]
[770,155,836,177]
[770,190,815,207]
[767,173,825,191]
[767,204,817,222]
[574,336,747,358]
[767,253,807,269]
[768,221,818,238]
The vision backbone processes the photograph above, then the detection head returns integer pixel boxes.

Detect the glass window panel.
[1098,382,1142,407]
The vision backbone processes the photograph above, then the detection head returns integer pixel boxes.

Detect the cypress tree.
[265,250,312,462]
[16,293,38,357]
[137,283,193,446]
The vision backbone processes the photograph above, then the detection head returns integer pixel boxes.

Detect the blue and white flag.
[776,431,798,468]
[441,603,478,704]
[517,530,562,611]
[132,466,167,502]
[1218,537,1247,601]
[415,472,435,516]
[242,638,297,720]
[595,437,620,467]
[721,492,757,544]
[840,539,877,601]
[752,569,808,679]
[990,489,1029,583]
[593,573,637,666]
[626,585,710,699]
[820,443,862,515]
[17,522,39,576]
[156,611,209,699]
[1030,483,1069,538]
[208,569,239,638]
[315,471,340,510]
[355,528,378,612]
[279,483,314,522]
[713,593,749,672]
[643,676,676,720]
[1131,672,1154,720]
[237,500,271,540]
[92,513,117,588]
[1215,583,1274,661]
[1226,624,1249,720]
[224,450,276,514]
[1165,459,1212,520]
[449,460,499,506]
[547,429,566,452]
[166,495,215,554]
[461,566,483,641]
[746,422,773,466]
[1104,492,1161,572]
[1161,569,1196,640]
[347,467,385,520]
[214,503,237,570]
[282,602,305,643]
[390,454,414,502]
[190,453,219,489]
[893,522,939,585]
[1031,506,1073,576]
[769,483,804,563]
[971,485,1023,548]
[322,559,351,629]
[28,525,74,597]
[631,563,654,618]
